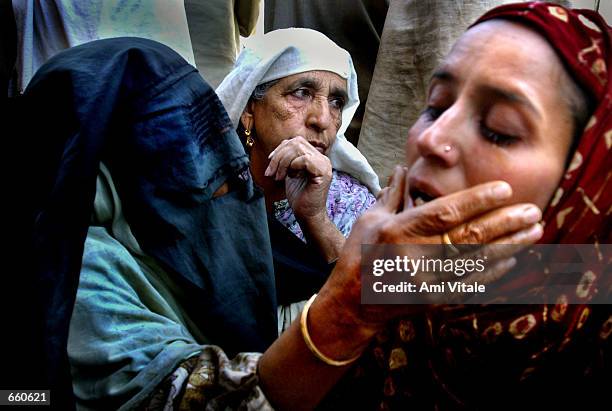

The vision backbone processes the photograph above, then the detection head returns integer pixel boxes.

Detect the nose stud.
[443,145,452,153]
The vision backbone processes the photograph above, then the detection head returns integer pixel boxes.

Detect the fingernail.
[492,182,512,199]
[523,223,543,241]
[268,150,276,159]
[264,166,272,177]
[522,206,541,224]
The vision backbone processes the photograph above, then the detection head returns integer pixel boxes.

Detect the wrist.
[306,286,381,361]
[298,213,344,263]
[296,210,329,229]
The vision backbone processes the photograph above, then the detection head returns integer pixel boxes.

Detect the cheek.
[507,166,564,210]
[271,100,297,122]
[268,100,309,135]
[254,101,302,151]
[464,147,565,210]
[333,113,342,133]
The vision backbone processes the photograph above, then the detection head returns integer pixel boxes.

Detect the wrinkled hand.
[318,165,544,331]
[265,136,332,223]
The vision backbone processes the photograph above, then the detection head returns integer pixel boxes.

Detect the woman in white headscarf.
[217,29,381,332]
[217,28,380,194]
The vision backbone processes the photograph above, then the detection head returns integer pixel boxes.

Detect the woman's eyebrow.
[482,85,542,119]
[286,77,321,90]
[431,69,455,82]
[428,69,456,97]
[286,76,348,102]
[431,69,542,119]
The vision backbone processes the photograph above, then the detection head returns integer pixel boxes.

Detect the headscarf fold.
[216,27,381,194]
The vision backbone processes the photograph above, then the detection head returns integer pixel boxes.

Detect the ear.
[240,100,256,131]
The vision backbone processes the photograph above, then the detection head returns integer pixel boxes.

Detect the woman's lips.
[308,140,328,154]
[408,177,444,206]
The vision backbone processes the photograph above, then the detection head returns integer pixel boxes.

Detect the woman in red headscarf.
[319,2,611,410]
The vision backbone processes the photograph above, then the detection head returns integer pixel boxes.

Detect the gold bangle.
[300,294,360,367]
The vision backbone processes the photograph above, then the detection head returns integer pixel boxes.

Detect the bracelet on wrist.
[300,293,361,367]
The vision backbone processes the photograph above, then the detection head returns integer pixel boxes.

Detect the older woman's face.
[406,20,577,211]
[248,70,347,156]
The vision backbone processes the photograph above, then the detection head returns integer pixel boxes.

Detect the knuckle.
[457,223,486,243]
[432,205,461,227]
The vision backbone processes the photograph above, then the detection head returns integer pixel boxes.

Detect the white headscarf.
[216,28,381,194]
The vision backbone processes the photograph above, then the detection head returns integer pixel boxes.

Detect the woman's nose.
[306,97,333,132]
[415,109,462,167]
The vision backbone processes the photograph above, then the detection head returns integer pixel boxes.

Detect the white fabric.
[12,0,195,93]
[216,28,381,194]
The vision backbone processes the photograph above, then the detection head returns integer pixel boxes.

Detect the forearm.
[299,214,345,263]
[258,286,379,410]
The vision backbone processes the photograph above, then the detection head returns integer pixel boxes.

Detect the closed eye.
[480,124,520,147]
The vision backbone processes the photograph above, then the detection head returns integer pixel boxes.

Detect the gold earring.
[245,128,254,148]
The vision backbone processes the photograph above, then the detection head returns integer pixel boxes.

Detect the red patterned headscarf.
[474,2,611,245]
